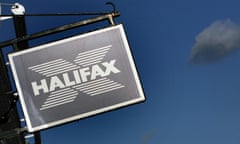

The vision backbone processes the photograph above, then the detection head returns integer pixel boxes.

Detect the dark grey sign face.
[8,24,145,132]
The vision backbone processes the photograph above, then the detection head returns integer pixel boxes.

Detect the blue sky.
[1,0,240,144]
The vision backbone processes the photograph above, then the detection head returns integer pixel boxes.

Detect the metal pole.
[0,12,120,49]
[0,4,28,143]
[12,7,42,143]
[0,50,25,144]
[13,15,28,51]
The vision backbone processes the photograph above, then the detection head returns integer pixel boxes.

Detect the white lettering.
[63,73,75,87]
[31,59,121,96]
[102,60,120,76]
[73,70,81,84]
[91,65,105,80]
[79,67,90,82]
[49,76,65,92]
[31,79,48,96]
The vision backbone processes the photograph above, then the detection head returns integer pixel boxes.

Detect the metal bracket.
[106,2,117,25]
[11,3,25,15]
[5,62,10,66]
[0,127,27,140]
[0,91,18,124]
[106,2,116,13]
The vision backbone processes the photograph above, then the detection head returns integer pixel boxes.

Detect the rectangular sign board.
[8,24,145,132]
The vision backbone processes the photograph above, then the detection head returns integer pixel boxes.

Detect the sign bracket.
[0,12,120,49]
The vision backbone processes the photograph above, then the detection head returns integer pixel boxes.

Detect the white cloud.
[190,19,240,64]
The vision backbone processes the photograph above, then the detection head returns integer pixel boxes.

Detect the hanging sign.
[8,24,145,132]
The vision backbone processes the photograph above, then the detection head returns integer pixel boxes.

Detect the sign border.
[8,24,145,132]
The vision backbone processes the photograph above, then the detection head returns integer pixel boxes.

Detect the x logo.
[28,45,125,110]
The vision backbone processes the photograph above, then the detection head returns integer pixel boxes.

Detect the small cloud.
[190,19,240,64]
[141,129,157,144]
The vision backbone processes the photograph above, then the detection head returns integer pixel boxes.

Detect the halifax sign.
[8,24,145,132]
